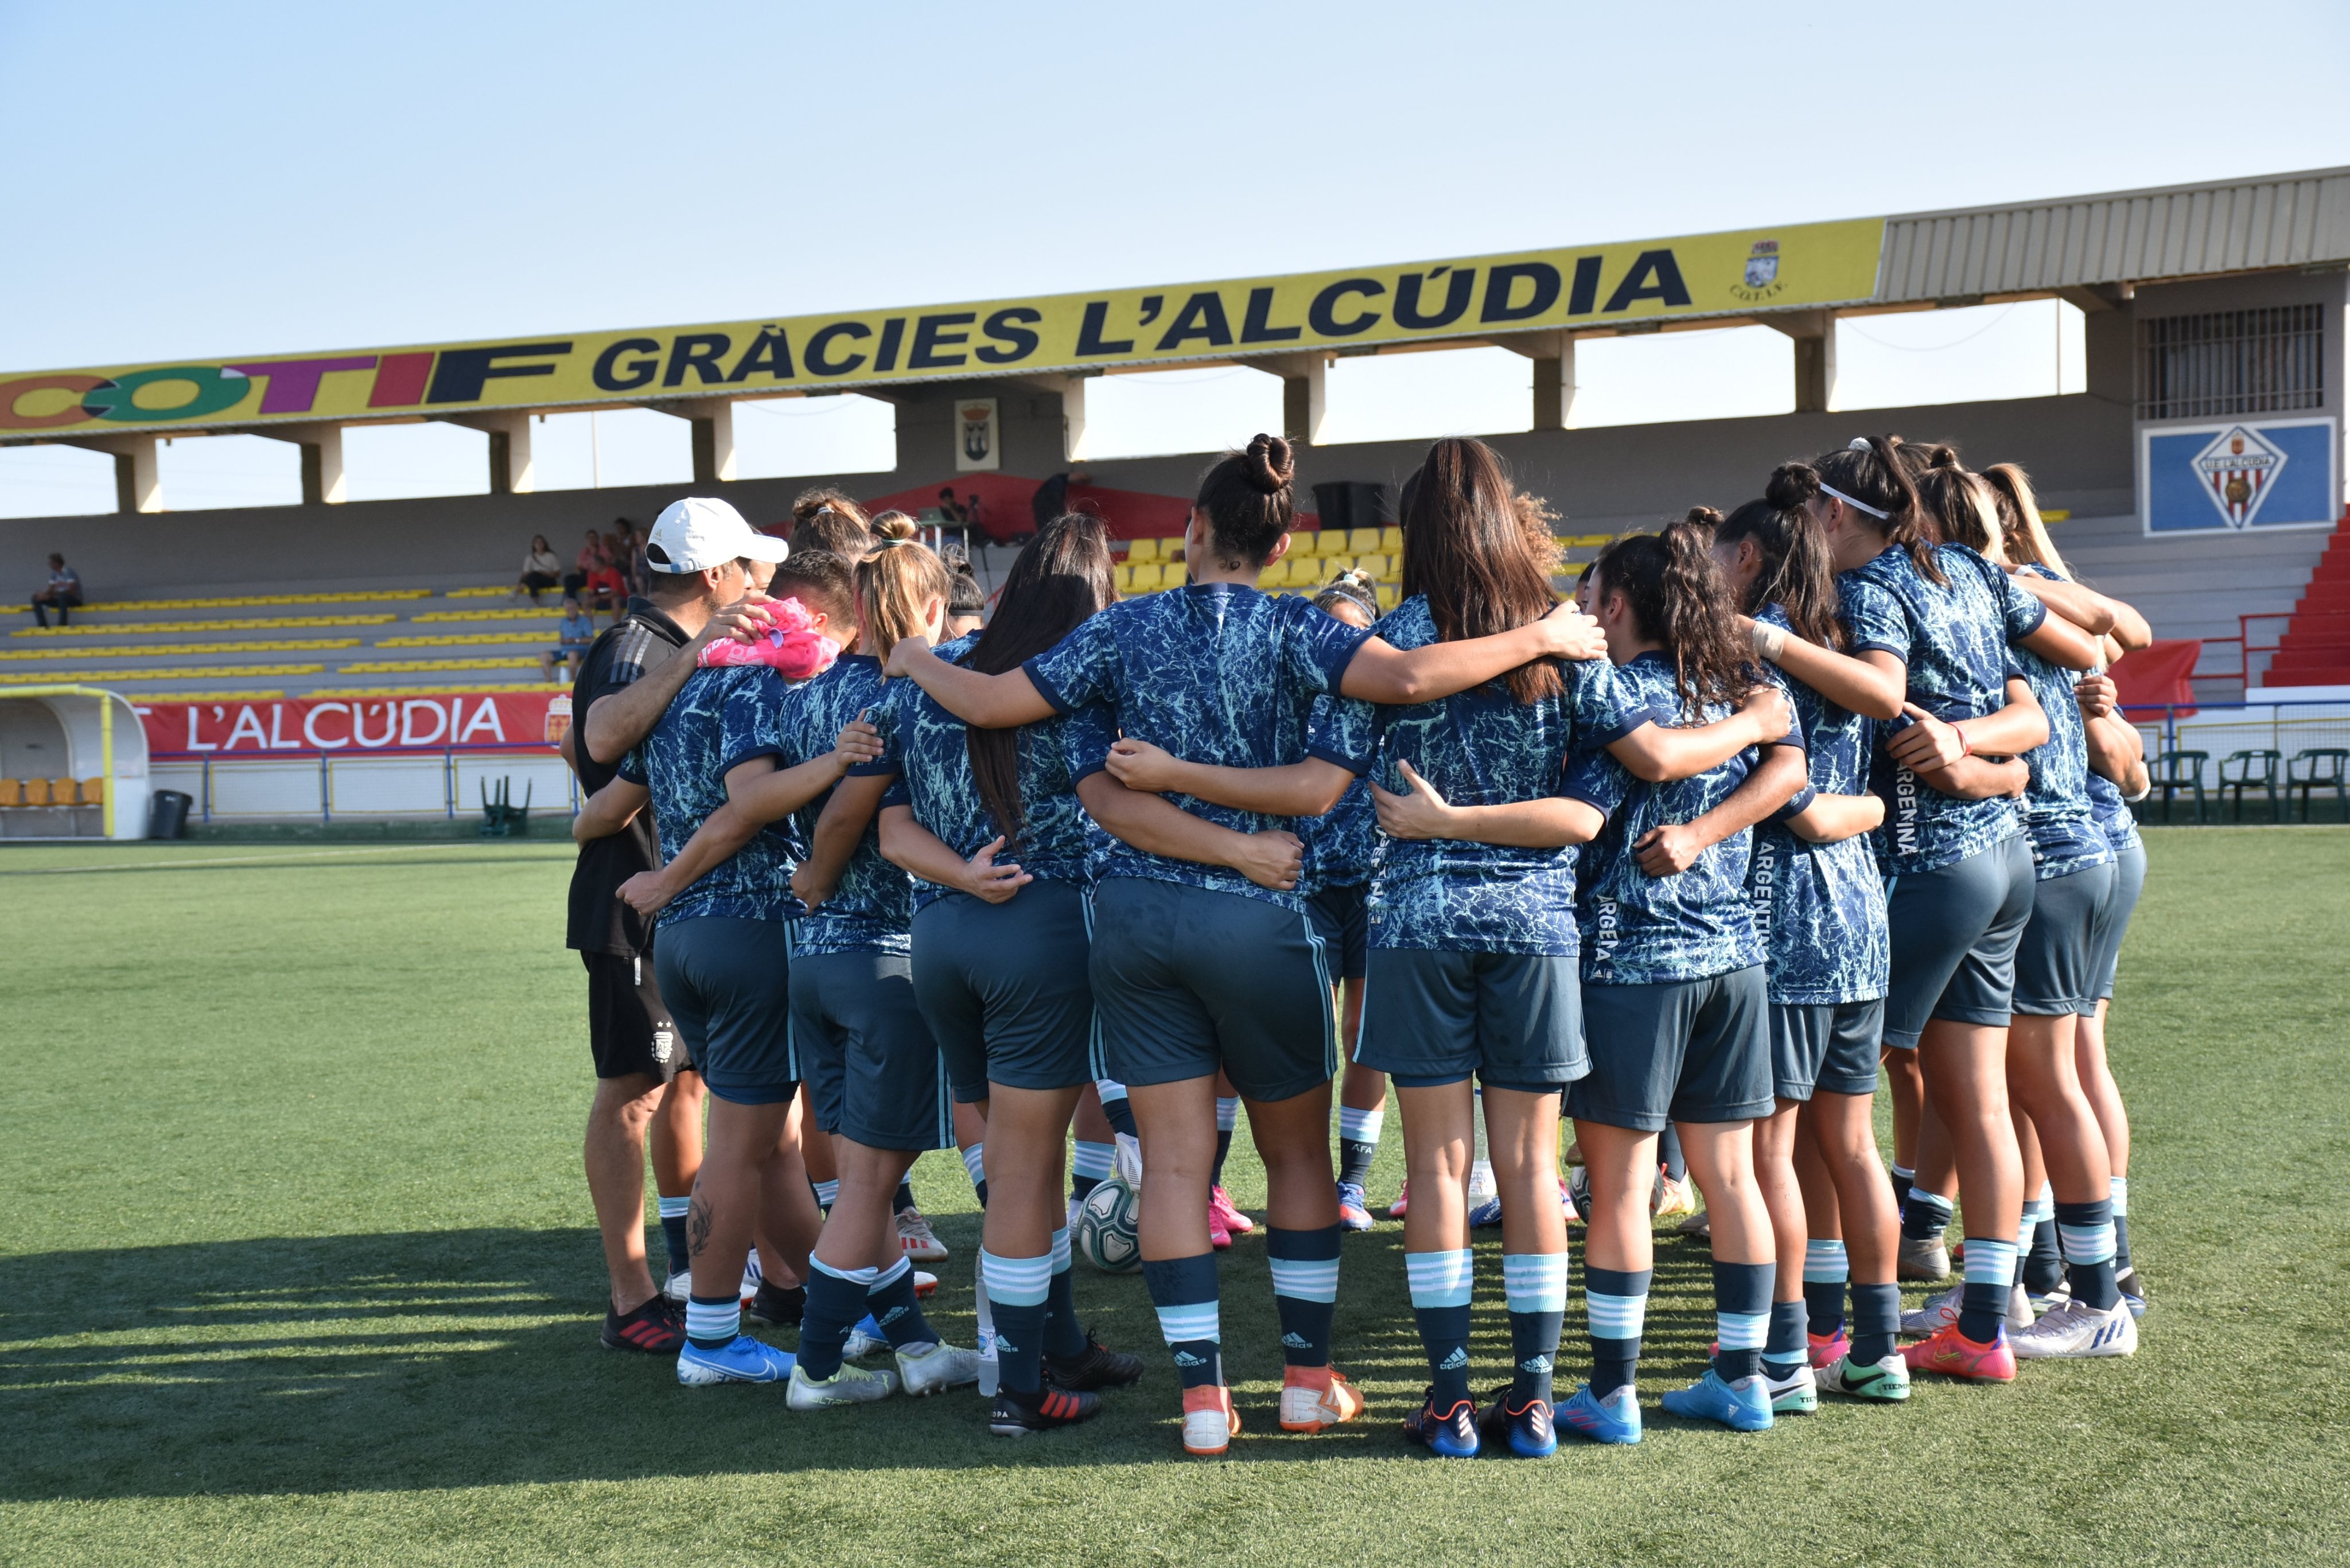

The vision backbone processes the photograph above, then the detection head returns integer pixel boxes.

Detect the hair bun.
[1923,443,1961,470]
[1765,463,1820,512]
[874,514,919,543]
[1243,433,1295,494]
[1683,506,1723,528]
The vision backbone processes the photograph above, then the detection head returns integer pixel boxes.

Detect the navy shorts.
[2013,861,2117,1017]
[1355,947,1586,1090]
[1087,876,1337,1104]
[651,916,794,1106]
[583,945,691,1083]
[1306,881,1370,982]
[1568,966,1771,1131]
[1770,998,1885,1100]
[789,947,953,1151]
[912,878,1094,1099]
[1882,834,2036,1049]
[2087,841,2147,1009]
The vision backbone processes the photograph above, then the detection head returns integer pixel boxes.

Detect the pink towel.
[696,596,841,681]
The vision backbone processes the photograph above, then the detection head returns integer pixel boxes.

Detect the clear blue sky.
[3,0,2345,513]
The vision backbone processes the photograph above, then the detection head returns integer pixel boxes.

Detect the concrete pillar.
[1250,355,1328,445]
[1762,310,1838,413]
[1001,373,1092,461]
[1495,331,1575,430]
[63,434,161,513]
[2063,285,2136,406]
[253,423,347,504]
[438,412,536,493]
[661,399,737,484]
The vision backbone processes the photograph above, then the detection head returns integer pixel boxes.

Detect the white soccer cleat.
[897,1207,949,1262]
[1114,1133,1144,1186]
[786,1360,900,1409]
[896,1340,983,1396]
[1900,1282,2032,1336]
[2011,1298,2137,1359]
[662,1271,691,1305]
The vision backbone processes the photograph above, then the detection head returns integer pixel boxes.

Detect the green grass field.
[2,830,2346,1566]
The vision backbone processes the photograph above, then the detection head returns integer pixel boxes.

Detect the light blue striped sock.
[962,1143,986,1188]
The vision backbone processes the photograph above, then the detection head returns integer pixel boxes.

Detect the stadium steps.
[2264,515,2350,686]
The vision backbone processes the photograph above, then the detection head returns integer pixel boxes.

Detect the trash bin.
[149,789,192,840]
[1310,480,1390,535]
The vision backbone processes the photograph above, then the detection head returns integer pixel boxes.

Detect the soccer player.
[884,434,1605,1456]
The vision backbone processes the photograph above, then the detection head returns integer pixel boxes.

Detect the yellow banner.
[0,219,1883,438]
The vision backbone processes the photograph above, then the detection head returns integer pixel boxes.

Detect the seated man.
[543,597,597,682]
[30,554,82,628]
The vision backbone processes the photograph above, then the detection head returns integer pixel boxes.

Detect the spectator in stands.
[963,492,987,534]
[515,535,563,602]
[935,485,964,524]
[943,547,986,635]
[564,528,606,601]
[1028,469,1090,539]
[30,554,82,628]
[620,520,653,598]
[790,488,874,558]
[584,531,631,622]
[543,597,597,681]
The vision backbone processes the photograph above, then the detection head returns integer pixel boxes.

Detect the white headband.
[1818,481,1889,520]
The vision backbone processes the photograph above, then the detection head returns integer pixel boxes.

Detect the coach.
[563,496,783,1351]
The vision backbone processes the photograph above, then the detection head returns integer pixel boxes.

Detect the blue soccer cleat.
[1466,1196,1504,1229]
[676,1334,796,1387]
[1660,1368,1775,1431]
[1479,1389,1557,1458]
[841,1314,889,1359]
[1557,1382,1643,1445]
[1402,1390,1480,1457]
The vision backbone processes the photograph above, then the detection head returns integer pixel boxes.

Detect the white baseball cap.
[645,496,789,573]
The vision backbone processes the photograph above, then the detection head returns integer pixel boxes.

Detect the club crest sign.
[1730,239,1784,305]
[2140,415,2337,535]
[955,397,999,472]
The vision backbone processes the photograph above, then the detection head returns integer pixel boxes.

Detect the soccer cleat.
[1677,1207,1711,1238]
[1209,1185,1255,1236]
[1181,1383,1240,1456]
[1820,1351,1912,1401]
[2011,1298,2137,1360]
[1652,1173,1699,1223]
[1045,1331,1146,1391]
[676,1334,796,1386]
[989,1383,1101,1436]
[1387,1180,1410,1220]
[786,1359,899,1409]
[1807,1328,1851,1369]
[1337,1181,1374,1232]
[1479,1388,1558,1458]
[746,1280,807,1327]
[1902,1322,2016,1382]
[1067,1195,1085,1234]
[1897,1235,1951,1281]
[1208,1210,1233,1251]
[1763,1362,1818,1414]
[1660,1368,1774,1431]
[896,1340,983,1396]
[2116,1266,2149,1320]
[896,1207,948,1262]
[1566,1166,1593,1223]
[1278,1365,1365,1431]
[601,1294,685,1354]
[1900,1286,1960,1337]
[2028,1278,2072,1316]
[661,1271,692,1306]
[842,1314,889,1359]
[1466,1195,1503,1229]
[1557,1383,1643,1445]
[1466,1160,1498,1208]
[1402,1390,1480,1458]
[915,1269,939,1299]
[1558,1175,1579,1225]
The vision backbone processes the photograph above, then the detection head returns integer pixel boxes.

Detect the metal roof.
[1875,166,2350,303]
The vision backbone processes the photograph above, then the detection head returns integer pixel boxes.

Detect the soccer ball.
[1076,1175,1143,1274]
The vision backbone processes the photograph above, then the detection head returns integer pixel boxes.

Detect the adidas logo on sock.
[1281,1332,1310,1349]
[1439,1347,1469,1369]
[1172,1351,1207,1367]
[1520,1354,1552,1375]
[876,1306,907,1327]
[995,1338,1018,1355]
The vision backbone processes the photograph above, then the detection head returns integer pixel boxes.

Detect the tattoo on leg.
[687,1194,713,1259]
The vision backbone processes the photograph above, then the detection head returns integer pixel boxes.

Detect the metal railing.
[2121,698,2350,823]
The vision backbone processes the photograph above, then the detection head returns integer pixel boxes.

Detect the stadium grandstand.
[5,164,2349,827]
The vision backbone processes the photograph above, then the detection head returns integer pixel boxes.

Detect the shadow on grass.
[0,1216,1732,1500]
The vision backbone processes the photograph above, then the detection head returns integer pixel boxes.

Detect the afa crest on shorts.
[2139,415,2337,534]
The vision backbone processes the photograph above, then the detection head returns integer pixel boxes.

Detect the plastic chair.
[2151,750,2208,824]
[2217,749,2282,822]
[21,779,52,807]
[478,776,533,838]
[75,777,104,806]
[1379,525,1403,553]
[1345,527,1382,555]
[2289,748,2349,822]
[1126,538,1160,566]
[0,779,21,807]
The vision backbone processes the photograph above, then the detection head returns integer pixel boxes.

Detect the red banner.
[137,691,567,758]
[2110,639,2201,718]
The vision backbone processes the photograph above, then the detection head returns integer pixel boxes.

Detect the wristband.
[1959,729,1975,759]
[1751,621,1787,663]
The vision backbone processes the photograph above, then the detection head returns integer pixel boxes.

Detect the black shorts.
[582,946,691,1082]
[2013,861,2116,1017]
[791,947,954,1151]
[1769,998,1884,1101]
[912,879,1094,1099]
[1355,947,1586,1090]
[1882,834,2036,1049]
[1306,881,1370,982]
[649,917,792,1106]
[1087,877,1337,1104]
[1569,966,1771,1132]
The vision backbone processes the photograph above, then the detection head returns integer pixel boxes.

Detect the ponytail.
[853,515,950,666]
[1915,456,2004,561]
[1193,434,1296,569]
[1983,462,2073,580]
[1398,436,1565,703]
[1809,434,1937,582]
[1590,520,1750,719]
[965,513,1116,847]
[1717,489,1847,650]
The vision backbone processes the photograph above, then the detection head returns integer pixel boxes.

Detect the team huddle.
[560,426,2153,1457]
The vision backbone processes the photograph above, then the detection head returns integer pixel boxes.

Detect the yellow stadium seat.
[1310,530,1348,557]
[1344,528,1381,555]
[0,779,21,806]
[1376,585,1400,611]
[1256,565,1283,590]
[1127,538,1161,565]
[21,779,52,806]
[1128,563,1164,593]
[1351,554,1391,580]
[75,777,103,806]
[1164,562,1188,587]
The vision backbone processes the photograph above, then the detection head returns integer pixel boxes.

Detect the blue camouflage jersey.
[2009,564,2115,881]
[1745,604,1889,1005]
[1841,543,2046,876]
[866,631,1118,912]
[618,666,803,925]
[1023,583,1371,908]
[2087,771,2142,855]
[777,652,913,955]
[1338,594,1648,955]
[1566,651,1774,985]
[1300,694,1379,894]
